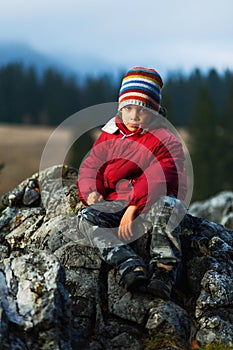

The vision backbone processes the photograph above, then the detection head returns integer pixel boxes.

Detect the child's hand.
[87,191,103,205]
[118,205,138,242]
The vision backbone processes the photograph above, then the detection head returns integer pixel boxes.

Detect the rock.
[221,212,233,229]
[1,175,40,208]
[0,251,72,350]
[0,165,233,349]
[189,191,233,229]
[146,300,190,350]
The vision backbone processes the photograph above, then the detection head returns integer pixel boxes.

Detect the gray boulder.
[0,251,71,350]
[189,191,233,229]
[0,165,233,350]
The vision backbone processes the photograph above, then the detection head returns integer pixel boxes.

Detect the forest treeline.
[0,63,232,200]
[0,63,232,127]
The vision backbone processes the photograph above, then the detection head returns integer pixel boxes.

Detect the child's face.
[121,105,153,132]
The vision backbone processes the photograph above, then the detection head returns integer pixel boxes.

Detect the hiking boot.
[121,266,148,292]
[147,265,176,300]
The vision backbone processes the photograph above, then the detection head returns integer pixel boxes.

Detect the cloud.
[0,0,233,74]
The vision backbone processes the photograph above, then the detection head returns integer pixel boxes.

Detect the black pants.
[77,196,186,276]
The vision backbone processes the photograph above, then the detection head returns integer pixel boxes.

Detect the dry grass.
[0,123,71,197]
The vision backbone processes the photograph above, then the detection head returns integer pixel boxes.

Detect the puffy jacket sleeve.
[129,133,187,212]
[77,132,109,205]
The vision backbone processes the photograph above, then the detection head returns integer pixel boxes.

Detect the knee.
[159,195,179,207]
[158,196,186,213]
[148,195,187,227]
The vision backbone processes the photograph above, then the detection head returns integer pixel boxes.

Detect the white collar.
[101,117,118,134]
[101,117,150,138]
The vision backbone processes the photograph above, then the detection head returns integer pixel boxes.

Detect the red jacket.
[77,116,187,213]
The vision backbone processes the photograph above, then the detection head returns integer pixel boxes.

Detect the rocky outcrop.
[189,191,233,230]
[0,165,233,350]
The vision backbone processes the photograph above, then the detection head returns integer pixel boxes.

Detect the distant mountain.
[0,42,123,79]
[55,51,124,79]
[0,42,68,75]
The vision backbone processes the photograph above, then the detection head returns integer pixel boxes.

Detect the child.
[77,67,187,299]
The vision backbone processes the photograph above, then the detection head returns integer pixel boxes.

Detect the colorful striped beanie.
[118,66,163,112]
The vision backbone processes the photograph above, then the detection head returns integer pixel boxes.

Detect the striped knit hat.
[118,66,163,112]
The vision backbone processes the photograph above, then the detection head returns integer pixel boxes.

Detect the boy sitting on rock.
[77,66,187,299]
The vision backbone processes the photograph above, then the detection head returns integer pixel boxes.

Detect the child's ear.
[159,106,167,118]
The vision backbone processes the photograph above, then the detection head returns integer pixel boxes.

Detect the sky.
[0,0,233,77]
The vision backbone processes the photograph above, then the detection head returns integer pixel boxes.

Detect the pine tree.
[217,78,233,191]
[189,85,220,200]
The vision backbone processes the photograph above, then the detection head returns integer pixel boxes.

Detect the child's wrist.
[127,204,139,213]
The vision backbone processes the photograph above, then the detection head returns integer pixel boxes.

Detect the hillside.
[0,42,120,78]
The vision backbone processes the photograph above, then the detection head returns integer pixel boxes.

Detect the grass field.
[0,123,71,198]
